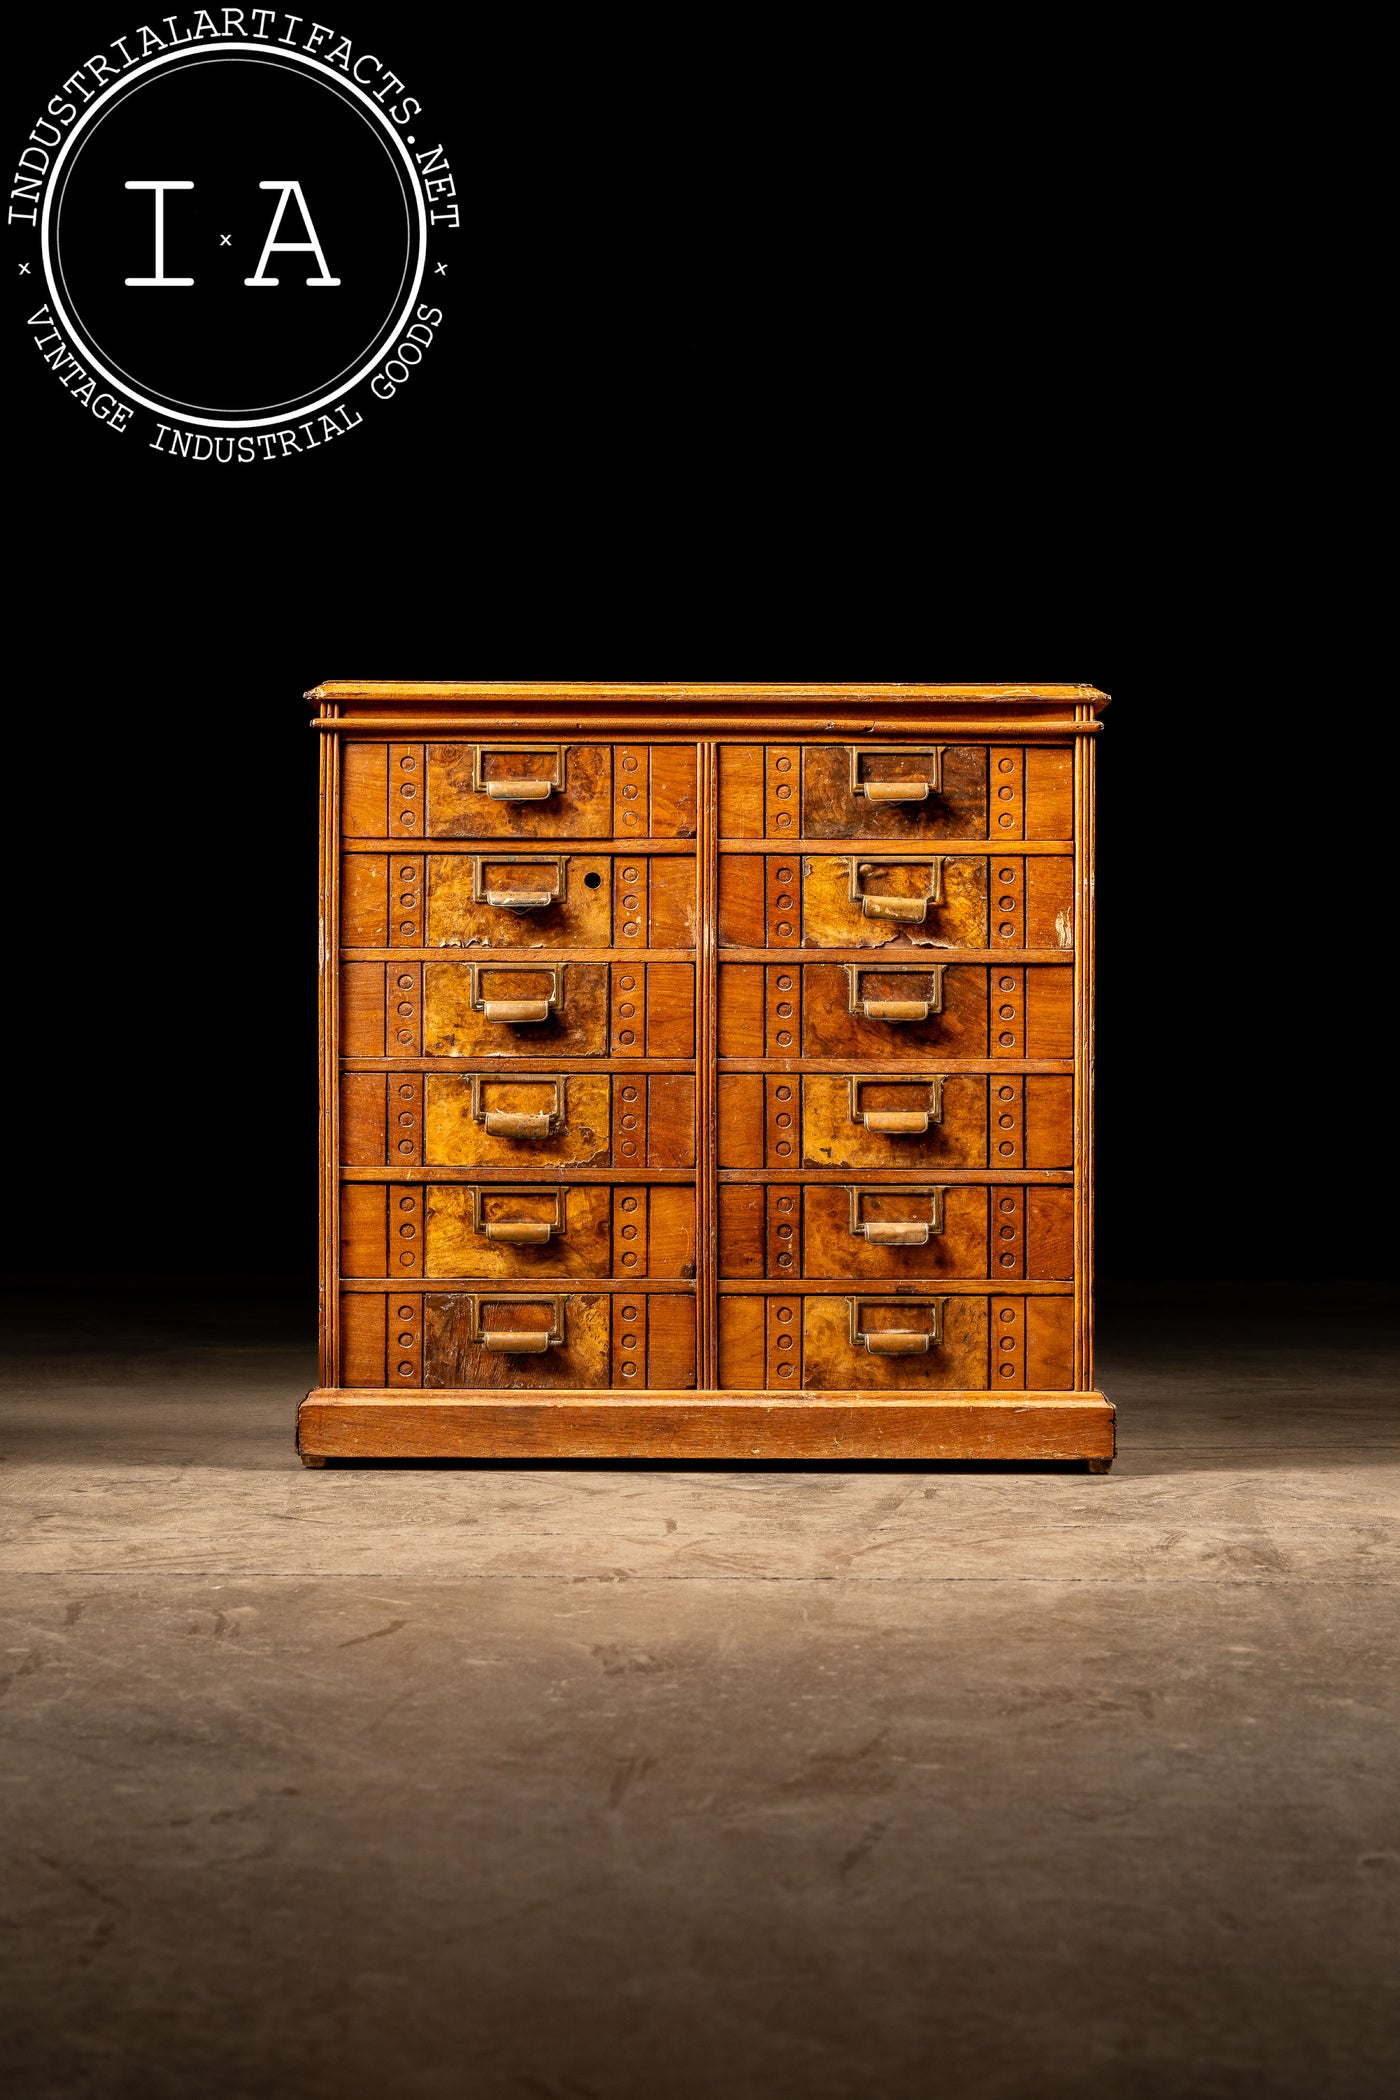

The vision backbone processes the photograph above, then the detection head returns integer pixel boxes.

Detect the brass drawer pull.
[470,856,566,912]
[847,1186,946,1246]
[471,744,566,801]
[468,962,560,1025]
[847,858,944,923]
[848,1295,946,1355]
[466,1294,565,1353]
[845,964,946,1022]
[470,1076,565,1140]
[467,1186,566,1244]
[848,1076,945,1135]
[848,746,944,804]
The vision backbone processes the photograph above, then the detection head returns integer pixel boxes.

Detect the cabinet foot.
[1085,1456,1113,1474]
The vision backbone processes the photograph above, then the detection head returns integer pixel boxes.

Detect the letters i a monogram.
[124,180,340,287]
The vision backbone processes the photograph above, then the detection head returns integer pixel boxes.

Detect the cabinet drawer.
[344,1070,694,1168]
[718,1184,1073,1280]
[341,1182,695,1281]
[423,961,610,1056]
[342,851,696,950]
[422,961,693,1058]
[719,962,1072,1060]
[717,1292,1073,1391]
[421,1072,694,1169]
[343,962,695,1059]
[716,1074,1072,1170]
[342,741,699,841]
[718,853,1074,950]
[340,1288,697,1390]
[715,744,1073,843]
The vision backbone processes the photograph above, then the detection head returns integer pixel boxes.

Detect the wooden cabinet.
[301,684,1113,1466]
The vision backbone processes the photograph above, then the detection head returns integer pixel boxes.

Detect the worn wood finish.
[801,853,987,948]
[716,861,1073,955]
[306,685,1108,1463]
[424,853,613,948]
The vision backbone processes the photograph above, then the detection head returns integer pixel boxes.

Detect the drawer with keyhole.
[340,849,697,950]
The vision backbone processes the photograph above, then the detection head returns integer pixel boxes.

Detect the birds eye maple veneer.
[299,683,1113,1468]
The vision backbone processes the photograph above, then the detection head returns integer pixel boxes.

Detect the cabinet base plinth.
[298,1391,1114,1464]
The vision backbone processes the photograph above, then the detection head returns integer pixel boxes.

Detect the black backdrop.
[5,8,1379,1283]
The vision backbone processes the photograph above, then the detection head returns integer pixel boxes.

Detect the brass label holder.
[847,1075,945,1135]
[847,858,945,923]
[844,963,947,1022]
[466,1294,566,1353]
[848,746,944,803]
[847,1295,947,1355]
[469,1075,565,1140]
[471,744,566,801]
[467,1186,567,1244]
[470,856,566,912]
[468,962,561,1024]
[846,1186,946,1246]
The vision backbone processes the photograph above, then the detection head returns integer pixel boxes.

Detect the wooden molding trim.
[314,715,1103,737]
[298,1390,1115,1462]
[309,681,1110,708]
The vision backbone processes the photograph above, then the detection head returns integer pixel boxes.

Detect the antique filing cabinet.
[299,683,1114,1466]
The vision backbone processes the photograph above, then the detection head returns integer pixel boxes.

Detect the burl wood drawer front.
[717,1074,1072,1170]
[420,1073,694,1169]
[341,962,694,1059]
[345,1072,693,1170]
[341,1289,697,1390]
[342,742,698,841]
[718,854,1073,950]
[341,1183,695,1281]
[425,962,694,1059]
[718,1293,1073,1391]
[718,963,1072,1061]
[717,744,1072,842]
[342,851,696,951]
[719,1184,1073,1280]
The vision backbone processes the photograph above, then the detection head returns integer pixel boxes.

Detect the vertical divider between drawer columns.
[697,742,718,1387]
[321,704,341,1388]
[1074,709,1095,1391]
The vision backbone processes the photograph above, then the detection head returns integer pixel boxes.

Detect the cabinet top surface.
[309,680,1109,710]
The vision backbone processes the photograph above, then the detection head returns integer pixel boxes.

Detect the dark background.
[5,8,1378,1284]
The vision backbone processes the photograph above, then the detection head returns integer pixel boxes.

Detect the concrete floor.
[1,1283,1396,2100]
